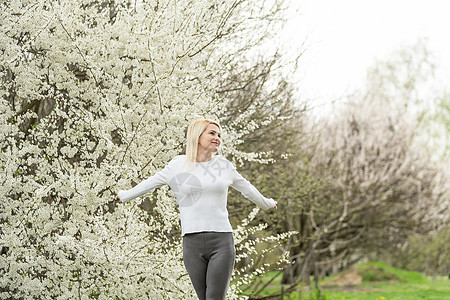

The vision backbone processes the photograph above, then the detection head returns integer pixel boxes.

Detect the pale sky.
[279,0,450,110]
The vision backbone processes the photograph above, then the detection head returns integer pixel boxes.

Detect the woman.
[116,119,277,300]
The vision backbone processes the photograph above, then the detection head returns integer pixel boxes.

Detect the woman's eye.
[209,131,221,138]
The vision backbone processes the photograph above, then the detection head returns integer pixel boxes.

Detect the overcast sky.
[279,0,450,110]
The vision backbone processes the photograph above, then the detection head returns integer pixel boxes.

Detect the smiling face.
[198,123,221,153]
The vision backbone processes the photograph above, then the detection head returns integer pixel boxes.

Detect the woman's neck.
[196,149,213,162]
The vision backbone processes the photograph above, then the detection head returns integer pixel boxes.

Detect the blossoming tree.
[0,0,291,298]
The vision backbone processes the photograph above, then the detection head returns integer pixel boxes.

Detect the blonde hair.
[185,119,222,166]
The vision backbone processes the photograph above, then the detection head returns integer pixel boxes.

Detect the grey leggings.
[182,232,235,300]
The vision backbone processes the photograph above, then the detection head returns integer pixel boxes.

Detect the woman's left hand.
[274,201,278,210]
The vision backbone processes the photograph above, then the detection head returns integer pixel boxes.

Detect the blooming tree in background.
[0,0,291,298]
[220,41,449,294]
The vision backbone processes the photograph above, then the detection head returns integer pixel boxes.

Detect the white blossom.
[0,0,290,298]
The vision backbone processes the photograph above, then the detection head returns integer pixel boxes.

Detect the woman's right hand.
[115,195,122,203]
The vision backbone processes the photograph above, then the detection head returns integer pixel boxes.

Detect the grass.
[313,279,450,300]
[242,262,450,300]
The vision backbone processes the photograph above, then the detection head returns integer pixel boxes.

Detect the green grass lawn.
[311,279,450,300]
[242,262,450,300]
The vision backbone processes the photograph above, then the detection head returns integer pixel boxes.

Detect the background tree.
[374,44,450,278]
[393,227,450,279]
[227,41,449,298]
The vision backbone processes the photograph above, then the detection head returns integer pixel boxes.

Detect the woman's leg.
[204,233,235,300]
[183,234,208,300]
[183,232,235,300]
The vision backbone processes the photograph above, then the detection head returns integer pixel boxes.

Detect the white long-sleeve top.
[117,155,275,236]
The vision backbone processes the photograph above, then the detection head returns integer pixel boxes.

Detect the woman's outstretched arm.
[115,159,175,203]
[230,167,277,210]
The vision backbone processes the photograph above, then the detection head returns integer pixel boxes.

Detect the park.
[1,0,448,299]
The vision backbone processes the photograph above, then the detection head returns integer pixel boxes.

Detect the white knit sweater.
[117,155,275,236]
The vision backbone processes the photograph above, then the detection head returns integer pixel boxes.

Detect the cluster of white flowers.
[229,208,294,298]
[0,0,291,299]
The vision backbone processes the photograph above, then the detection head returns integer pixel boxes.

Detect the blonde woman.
[116,119,277,300]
